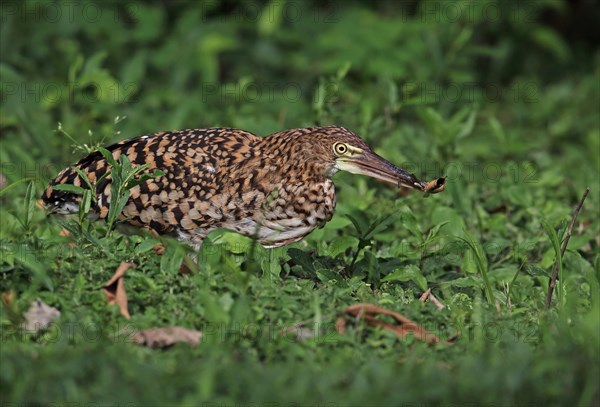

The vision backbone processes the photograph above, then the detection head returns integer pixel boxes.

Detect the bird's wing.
[42,128,260,234]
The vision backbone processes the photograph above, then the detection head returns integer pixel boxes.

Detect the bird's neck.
[259,133,333,182]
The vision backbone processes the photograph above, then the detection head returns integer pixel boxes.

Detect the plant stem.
[546,187,590,308]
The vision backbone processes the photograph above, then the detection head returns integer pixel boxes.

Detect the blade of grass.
[23,182,36,231]
[545,187,590,308]
[542,219,564,307]
[51,184,86,195]
[0,177,35,197]
[459,231,495,306]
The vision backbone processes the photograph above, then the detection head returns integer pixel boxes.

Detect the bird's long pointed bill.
[338,151,446,194]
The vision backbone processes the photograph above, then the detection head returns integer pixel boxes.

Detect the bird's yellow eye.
[333,142,349,156]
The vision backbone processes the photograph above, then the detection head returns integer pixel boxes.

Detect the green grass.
[1,1,599,405]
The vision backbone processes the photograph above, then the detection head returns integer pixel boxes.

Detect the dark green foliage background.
[1,0,599,405]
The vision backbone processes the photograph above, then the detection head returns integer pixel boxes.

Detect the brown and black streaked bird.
[43,126,444,249]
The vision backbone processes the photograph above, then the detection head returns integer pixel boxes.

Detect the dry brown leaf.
[132,326,202,348]
[21,300,60,332]
[102,262,135,319]
[423,177,446,194]
[342,303,441,345]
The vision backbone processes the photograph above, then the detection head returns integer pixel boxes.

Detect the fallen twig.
[281,303,458,345]
[419,288,445,311]
[418,288,432,302]
[546,187,590,308]
[428,291,446,311]
[343,303,441,344]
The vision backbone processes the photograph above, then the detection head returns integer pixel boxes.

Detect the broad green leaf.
[136,238,161,253]
[328,236,359,258]
[287,248,315,273]
[398,206,422,241]
[382,265,428,291]
[160,241,186,274]
[447,276,483,288]
[425,221,449,243]
[316,266,340,283]
[346,213,367,237]
[454,109,477,140]
[364,213,398,240]
[431,206,466,239]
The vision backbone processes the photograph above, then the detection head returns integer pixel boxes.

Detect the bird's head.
[291,126,443,193]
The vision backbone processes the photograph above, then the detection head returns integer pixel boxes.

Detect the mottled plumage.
[43,126,444,249]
